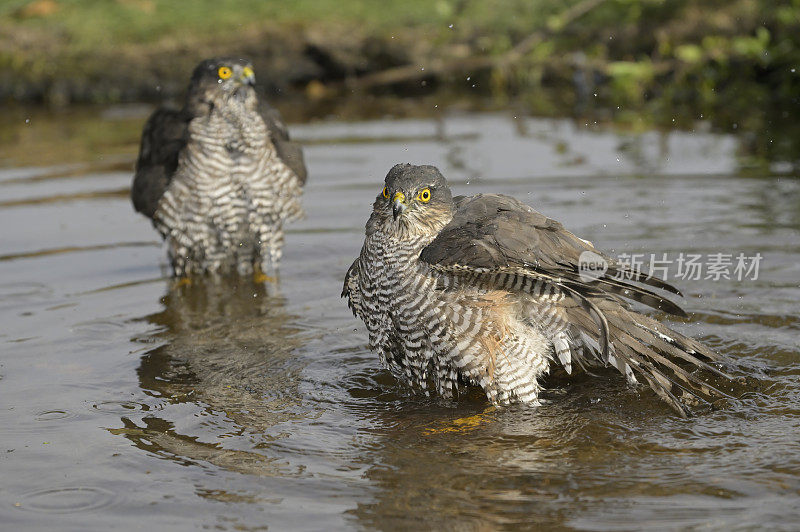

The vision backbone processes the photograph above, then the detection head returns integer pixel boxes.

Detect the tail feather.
[635,319,727,363]
[603,261,684,297]
[560,284,610,362]
[596,307,731,414]
[615,328,732,400]
[586,276,688,318]
[632,323,734,381]
[629,360,693,417]
[536,286,730,415]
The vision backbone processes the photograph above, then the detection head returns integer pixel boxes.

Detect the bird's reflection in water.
[345,383,597,530]
[120,276,308,477]
[348,365,760,529]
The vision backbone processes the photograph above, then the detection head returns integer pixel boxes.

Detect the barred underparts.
[343,164,734,416]
[132,57,306,276]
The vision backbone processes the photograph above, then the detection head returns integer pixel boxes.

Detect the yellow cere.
[417,188,431,202]
[382,187,389,198]
[218,66,232,80]
[242,66,255,78]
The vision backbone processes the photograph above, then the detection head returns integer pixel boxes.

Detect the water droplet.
[792,68,796,73]
[466,76,471,81]
[25,118,30,124]
[616,157,620,162]
[448,24,453,29]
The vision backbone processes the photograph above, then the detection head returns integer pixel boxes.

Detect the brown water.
[1,104,799,530]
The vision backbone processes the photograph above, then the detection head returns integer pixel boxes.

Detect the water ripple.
[17,486,117,514]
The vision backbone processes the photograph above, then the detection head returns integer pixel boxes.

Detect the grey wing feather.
[261,104,307,186]
[132,107,190,218]
[342,258,363,318]
[420,194,684,314]
[419,194,731,416]
[420,194,572,270]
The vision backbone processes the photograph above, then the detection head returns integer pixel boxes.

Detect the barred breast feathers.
[346,219,553,405]
[152,102,303,275]
[133,58,306,276]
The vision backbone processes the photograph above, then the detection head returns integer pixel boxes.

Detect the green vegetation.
[1,0,799,168]
[2,0,799,103]
[1,0,445,52]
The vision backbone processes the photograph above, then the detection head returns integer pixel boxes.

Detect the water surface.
[1,106,799,530]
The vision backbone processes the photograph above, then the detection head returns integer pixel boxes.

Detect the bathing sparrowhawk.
[343,164,733,416]
[132,57,306,277]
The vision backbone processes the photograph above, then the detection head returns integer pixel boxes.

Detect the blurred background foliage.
[1,0,798,166]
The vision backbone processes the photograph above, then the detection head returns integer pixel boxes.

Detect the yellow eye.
[382,187,389,199]
[218,66,232,80]
[417,188,431,202]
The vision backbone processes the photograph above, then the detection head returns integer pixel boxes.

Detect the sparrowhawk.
[343,164,732,416]
[132,57,307,277]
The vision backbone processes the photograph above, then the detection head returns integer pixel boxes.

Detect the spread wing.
[132,107,190,218]
[420,194,683,311]
[420,194,732,416]
[262,104,307,186]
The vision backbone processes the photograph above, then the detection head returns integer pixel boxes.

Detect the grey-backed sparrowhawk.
[343,164,732,416]
[132,57,306,277]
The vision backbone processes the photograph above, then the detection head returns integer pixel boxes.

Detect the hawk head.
[185,57,258,116]
[369,164,454,237]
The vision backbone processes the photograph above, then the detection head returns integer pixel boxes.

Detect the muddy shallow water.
[1,106,799,530]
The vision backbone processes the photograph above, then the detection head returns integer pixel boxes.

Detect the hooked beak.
[392,191,406,220]
[238,66,256,86]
